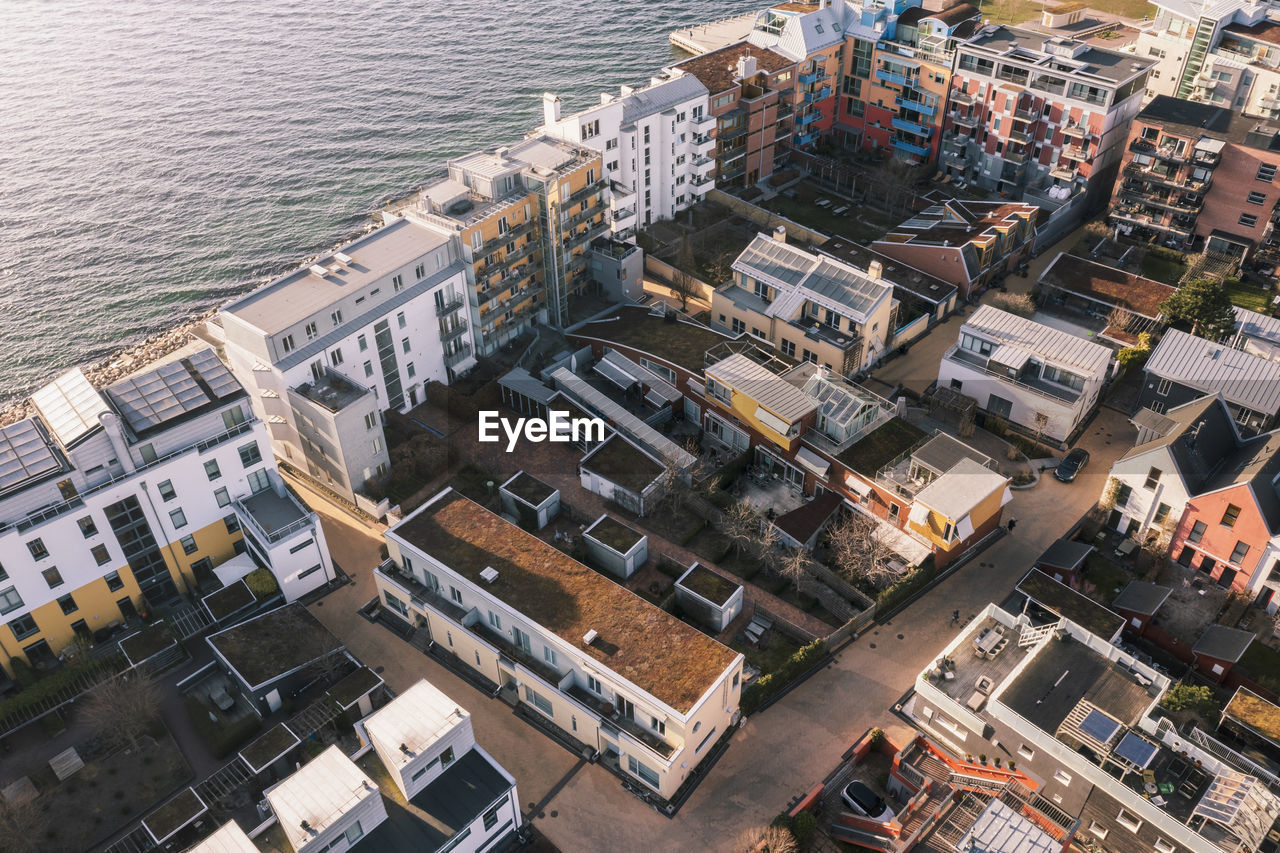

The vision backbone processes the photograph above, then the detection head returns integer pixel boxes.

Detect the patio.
[738,476,806,517]
[183,670,257,727]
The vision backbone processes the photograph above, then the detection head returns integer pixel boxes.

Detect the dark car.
[840,780,895,822]
[1054,448,1091,483]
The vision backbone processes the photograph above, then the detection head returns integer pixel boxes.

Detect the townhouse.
[374,488,743,801]
[905,458,1011,564]
[712,230,895,376]
[1036,252,1174,348]
[870,200,1037,299]
[942,26,1154,212]
[937,305,1113,445]
[746,1,845,151]
[669,43,797,188]
[1108,96,1280,259]
[539,73,713,237]
[1139,329,1280,434]
[1232,305,1280,361]
[907,602,1280,853]
[219,218,469,500]
[0,348,332,676]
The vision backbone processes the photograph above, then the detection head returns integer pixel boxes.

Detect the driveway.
[291,406,1132,852]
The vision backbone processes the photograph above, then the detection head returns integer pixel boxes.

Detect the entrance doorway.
[117,597,140,624]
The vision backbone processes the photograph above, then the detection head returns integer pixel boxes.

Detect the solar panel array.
[0,419,61,494]
[1079,708,1122,744]
[737,236,812,288]
[107,349,241,434]
[1113,731,1158,769]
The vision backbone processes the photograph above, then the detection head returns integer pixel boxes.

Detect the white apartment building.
[540,73,714,238]
[265,745,386,853]
[938,305,1112,446]
[219,218,473,501]
[375,488,744,801]
[0,347,332,675]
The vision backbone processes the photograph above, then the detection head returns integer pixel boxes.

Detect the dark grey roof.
[1144,330,1280,416]
[1120,396,1241,495]
[1111,581,1172,616]
[1139,95,1280,151]
[1193,624,1255,663]
[912,432,992,475]
[365,750,513,851]
[1034,538,1093,572]
[105,348,243,437]
[1204,429,1280,533]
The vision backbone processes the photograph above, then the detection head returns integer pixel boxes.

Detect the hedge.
[0,658,121,728]
[245,568,280,599]
[741,639,827,715]
[875,555,938,615]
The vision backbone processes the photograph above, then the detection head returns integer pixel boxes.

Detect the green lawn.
[973,0,1154,25]
[1083,553,1133,601]
[1140,254,1186,286]
[759,195,897,244]
[1225,278,1273,313]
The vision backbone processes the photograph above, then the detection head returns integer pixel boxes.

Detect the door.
[408,386,418,407]
[987,395,1014,421]
[617,695,636,721]
[1217,567,1237,589]
[1107,509,1123,530]
[23,640,58,671]
[117,597,140,624]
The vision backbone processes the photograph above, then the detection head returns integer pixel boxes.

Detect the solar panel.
[30,369,110,446]
[108,355,216,433]
[0,419,61,493]
[186,348,240,399]
[1080,709,1122,744]
[1114,731,1158,769]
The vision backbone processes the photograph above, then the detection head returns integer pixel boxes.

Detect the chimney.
[773,225,787,243]
[868,260,883,279]
[737,54,758,80]
[99,412,135,475]
[542,93,561,126]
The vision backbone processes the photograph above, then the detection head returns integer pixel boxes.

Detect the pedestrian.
[951,609,960,625]
[1008,518,1017,531]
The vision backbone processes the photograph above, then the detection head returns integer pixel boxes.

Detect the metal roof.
[364,680,467,776]
[734,234,891,324]
[962,305,1112,375]
[1035,538,1093,571]
[705,353,817,423]
[30,368,109,448]
[599,350,680,404]
[0,418,61,495]
[105,348,242,436]
[956,798,1060,853]
[1235,305,1280,347]
[550,368,695,470]
[1190,769,1280,852]
[799,369,881,431]
[618,75,708,126]
[266,745,379,851]
[733,234,812,289]
[1145,329,1280,415]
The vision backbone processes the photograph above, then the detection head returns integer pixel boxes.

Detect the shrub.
[244,568,280,600]
[989,291,1036,318]
[740,640,828,715]
[868,727,885,750]
[185,697,261,759]
[1161,683,1219,715]
[791,811,818,848]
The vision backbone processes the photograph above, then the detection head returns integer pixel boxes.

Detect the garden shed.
[675,563,744,633]
[583,514,648,579]
[499,471,561,531]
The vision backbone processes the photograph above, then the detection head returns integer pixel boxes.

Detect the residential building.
[1108,96,1280,259]
[669,43,797,188]
[1032,537,1095,587]
[1036,252,1173,347]
[906,602,1280,853]
[402,134,608,337]
[0,348,332,676]
[747,2,846,151]
[1139,329,1280,433]
[1232,305,1280,361]
[704,352,821,457]
[374,488,743,801]
[578,433,669,516]
[938,305,1113,445]
[219,218,468,500]
[819,236,960,341]
[942,26,1153,212]
[870,200,1037,299]
[539,74,712,237]
[713,230,895,375]
[905,458,1011,564]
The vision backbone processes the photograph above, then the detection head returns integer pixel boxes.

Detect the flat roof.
[963,304,1113,376]
[670,41,795,94]
[819,238,958,305]
[185,820,258,853]
[912,432,992,475]
[913,458,1007,520]
[1145,329,1280,415]
[957,798,1059,853]
[1111,581,1172,616]
[580,434,665,493]
[583,514,645,553]
[501,471,557,508]
[960,25,1154,84]
[1038,253,1174,320]
[1034,538,1093,572]
[238,487,309,537]
[208,604,343,689]
[837,417,927,474]
[105,347,243,437]
[391,490,739,713]
[1017,569,1125,639]
[1138,95,1280,151]
[1224,687,1280,746]
[222,218,450,334]
[678,563,741,607]
[266,745,377,851]
[364,680,468,777]
[570,306,736,374]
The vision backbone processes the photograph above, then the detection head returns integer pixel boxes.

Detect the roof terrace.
[292,369,372,413]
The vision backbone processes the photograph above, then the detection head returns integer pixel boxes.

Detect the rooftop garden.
[142,787,205,844]
[503,471,556,507]
[679,564,740,607]
[238,722,300,772]
[582,436,663,493]
[203,580,255,623]
[572,307,729,373]
[208,604,343,688]
[585,515,645,553]
[327,665,382,710]
[120,621,177,666]
[1019,570,1124,639]
[837,418,927,474]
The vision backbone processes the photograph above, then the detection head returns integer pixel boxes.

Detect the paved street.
[290,398,1134,851]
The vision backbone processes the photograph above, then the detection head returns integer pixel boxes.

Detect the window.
[383,591,408,616]
[393,274,403,291]
[224,514,240,533]
[304,321,318,340]
[402,337,411,354]
[247,469,271,493]
[1115,809,1142,832]
[1240,213,1259,228]
[1149,401,1166,414]
[1222,504,1242,527]
[215,487,230,507]
[696,727,717,753]
[57,594,77,615]
[627,755,660,789]
[238,442,262,467]
[544,645,557,666]
[483,800,503,830]
[780,340,796,358]
[42,567,63,588]
[298,564,322,580]
[524,685,553,716]
[1088,821,1108,839]
[1017,744,1035,760]
[76,516,98,538]
[180,535,198,555]
[587,674,602,693]
[397,311,406,329]
[139,444,157,463]
[345,821,364,845]
[802,349,817,364]
[1189,520,1207,543]
[1258,163,1277,182]
[169,508,187,529]
[449,586,463,604]
[960,333,994,357]
[415,263,426,280]
[488,611,502,630]
[105,571,124,592]
[281,334,295,354]
[1153,839,1176,853]
[330,309,343,326]
[9,615,37,641]
[330,348,344,366]
[0,588,23,615]
[157,480,177,501]
[1231,541,1250,564]
[1248,191,1268,205]
[91,544,111,566]
[27,539,48,560]
[1115,483,1132,506]
[651,716,666,736]
[513,626,531,653]
[358,334,368,352]
[1053,769,1072,785]
[364,360,373,378]
[406,362,416,379]
[204,460,221,480]
[1144,468,1162,490]
[1156,377,1172,396]
[364,412,378,431]
[1154,503,1171,525]
[731,318,745,334]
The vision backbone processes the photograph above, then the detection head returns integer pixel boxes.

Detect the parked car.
[1054,448,1091,483]
[840,780,895,822]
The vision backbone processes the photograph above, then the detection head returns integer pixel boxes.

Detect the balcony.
[1129,138,1155,154]
[892,116,932,138]
[719,124,748,142]
[876,68,914,87]
[803,86,831,103]
[563,684,676,760]
[1060,123,1092,141]
[1008,128,1034,145]
[691,134,715,153]
[949,89,977,106]
[439,319,469,343]
[466,620,564,685]
[612,207,636,223]
[1012,105,1038,122]
[564,179,606,208]
[1118,189,1201,214]
[1152,145,1188,165]
[894,137,931,158]
[443,342,474,366]
[796,110,820,127]
[234,487,313,547]
[434,296,465,317]
[799,70,824,86]
[1002,148,1031,166]
[794,318,864,352]
[951,111,980,128]
[1192,149,1221,166]
[479,220,537,257]
[795,131,819,147]
[896,96,938,118]
[375,560,468,622]
[691,112,715,127]
[691,175,714,188]
[1048,165,1077,182]
[945,345,1081,404]
[1109,209,1193,238]
[1061,145,1089,162]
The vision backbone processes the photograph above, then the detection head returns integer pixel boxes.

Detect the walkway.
[668,11,759,55]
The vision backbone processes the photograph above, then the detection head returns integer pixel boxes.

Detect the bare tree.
[1106,305,1135,336]
[721,501,762,559]
[669,239,701,311]
[827,511,901,590]
[737,825,798,853]
[0,794,48,851]
[1032,412,1050,450]
[754,518,783,575]
[780,546,813,592]
[81,674,161,751]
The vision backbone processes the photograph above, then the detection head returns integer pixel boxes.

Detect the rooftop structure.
[29,367,110,447]
[207,604,344,691]
[1036,252,1173,346]
[265,745,383,853]
[363,680,468,783]
[1017,569,1125,640]
[569,306,738,375]
[1111,581,1173,617]
[1142,330,1280,429]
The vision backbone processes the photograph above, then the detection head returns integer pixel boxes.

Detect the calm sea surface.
[0,0,752,402]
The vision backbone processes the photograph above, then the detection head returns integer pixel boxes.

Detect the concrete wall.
[706,189,829,246]
[644,256,717,301]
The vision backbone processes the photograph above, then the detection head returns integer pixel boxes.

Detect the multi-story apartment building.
[907,603,1280,853]
[1109,95,1280,258]
[712,230,895,376]
[942,26,1154,211]
[539,74,713,237]
[938,305,1113,446]
[220,218,469,501]
[405,134,608,337]
[374,488,743,801]
[669,44,797,188]
[860,1,981,164]
[870,200,1038,299]
[0,348,332,675]
[746,2,845,151]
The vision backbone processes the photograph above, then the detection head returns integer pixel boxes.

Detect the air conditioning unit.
[480,567,499,584]
[583,629,598,645]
